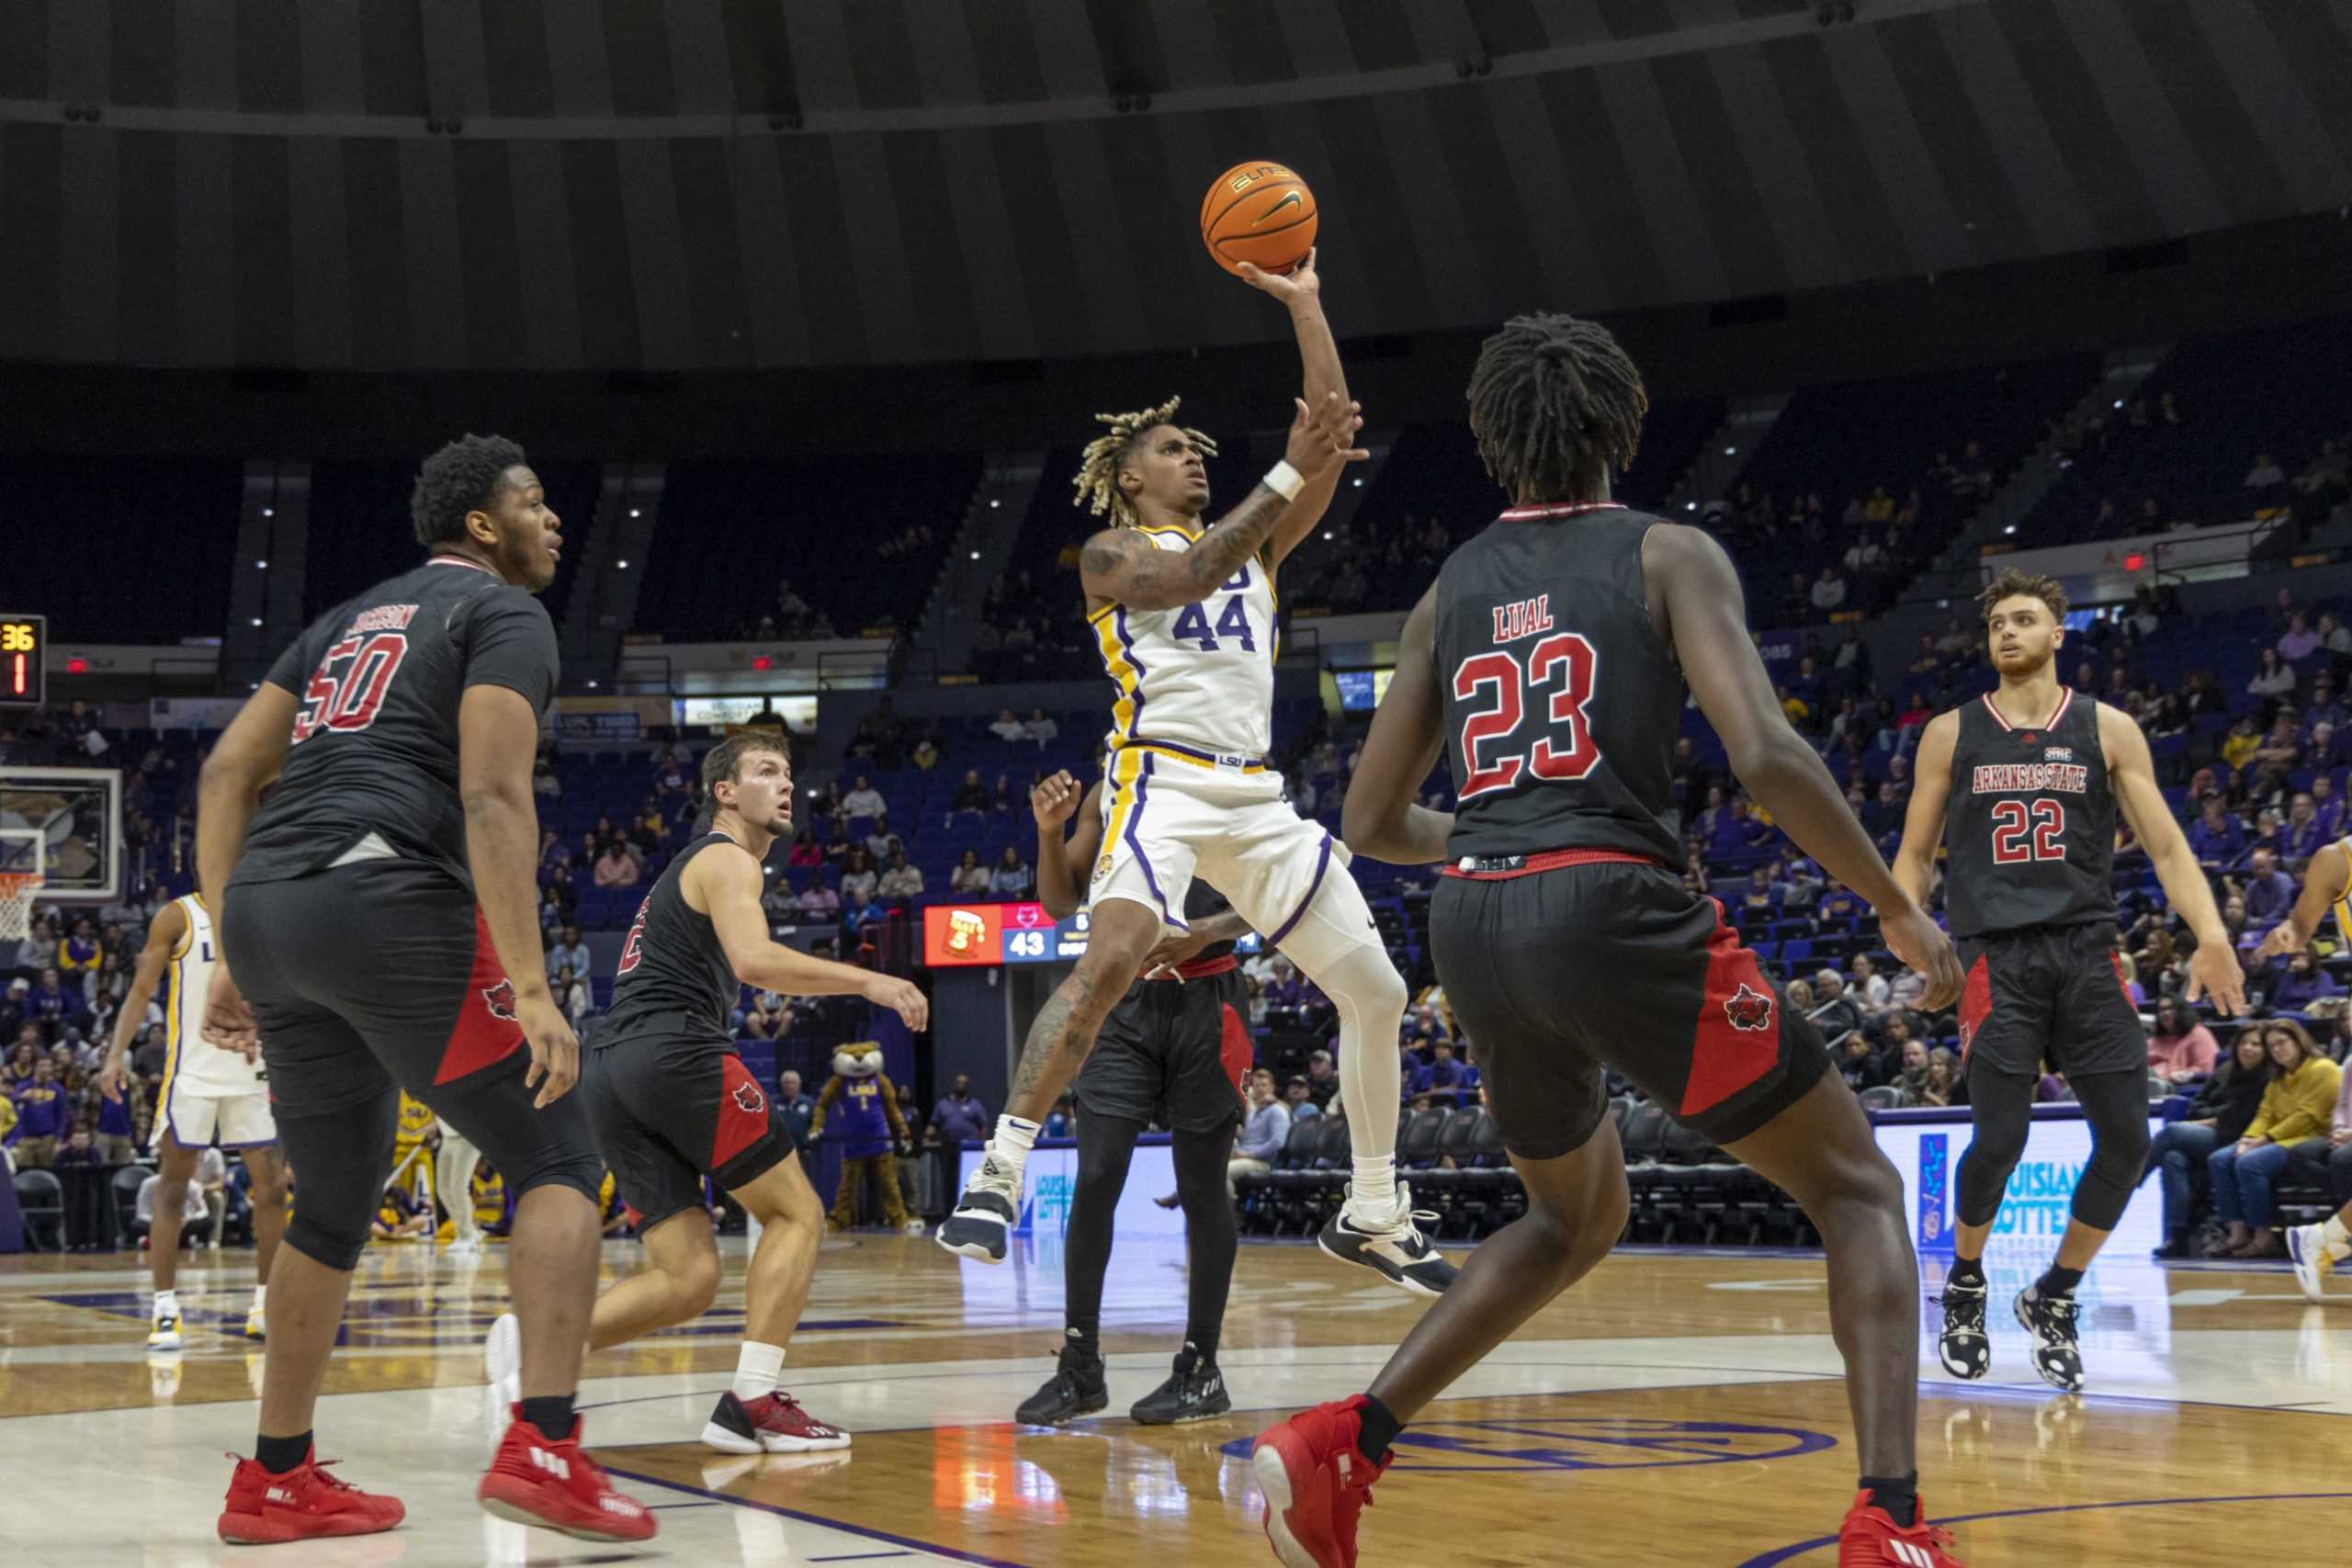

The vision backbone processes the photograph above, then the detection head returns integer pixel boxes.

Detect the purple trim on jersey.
[1123,755,1187,931]
[1114,609,1146,740]
[1266,833,1336,947]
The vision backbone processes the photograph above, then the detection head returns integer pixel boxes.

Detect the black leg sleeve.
[2066,1067,2154,1232]
[1956,1057,2035,1230]
[1171,1122,1239,1359]
[1065,1112,1147,1343]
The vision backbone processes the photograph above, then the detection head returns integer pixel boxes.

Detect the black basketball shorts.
[1076,968,1251,1134]
[221,857,602,1203]
[583,1018,798,1232]
[1430,852,1833,1159]
[1957,920,2145,1080]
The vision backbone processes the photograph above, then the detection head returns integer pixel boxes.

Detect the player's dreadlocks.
[1070,395,1218,528]
[1465,312,1647,503]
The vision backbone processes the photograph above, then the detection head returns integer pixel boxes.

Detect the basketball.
[1200,161,1318,277]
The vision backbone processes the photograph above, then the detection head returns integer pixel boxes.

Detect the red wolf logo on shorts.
[732,1081,764,1115]
[481,978,518,1021]
[1724,982,1774,1032]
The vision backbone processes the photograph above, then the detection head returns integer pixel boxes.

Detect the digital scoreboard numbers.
[922,901,1092,968]
[0,615,44,706]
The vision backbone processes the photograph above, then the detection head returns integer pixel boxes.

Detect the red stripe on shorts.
[710,1055,771,1170]
[1958,954,1992,1063]
[434,907,528,1085]
[1441,847,1664,881]
[1679,897,1786,1120]
[1218,1003,1253,1102]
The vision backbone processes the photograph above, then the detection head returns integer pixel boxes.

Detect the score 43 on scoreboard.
[922,900,1091,968]
[0,615,45,706]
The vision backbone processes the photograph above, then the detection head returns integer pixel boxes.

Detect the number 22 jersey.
[232,555,560,889]
[1939,689,2113,939]
[1433,503,1684,864]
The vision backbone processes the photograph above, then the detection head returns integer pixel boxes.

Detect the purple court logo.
[1223,1416,1834,1472]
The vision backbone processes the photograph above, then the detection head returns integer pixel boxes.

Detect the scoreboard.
[922,900,1093,968]
[0,615,44,706]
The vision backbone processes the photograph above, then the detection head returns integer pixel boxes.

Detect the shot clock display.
[0,615,44,706]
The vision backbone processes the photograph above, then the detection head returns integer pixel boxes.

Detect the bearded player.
[1894,570,2244,1393]
[1251,312,1971,1567]
[942,253,1453,1295]
[2250,847,2352,1301]
[492,732,927,1455]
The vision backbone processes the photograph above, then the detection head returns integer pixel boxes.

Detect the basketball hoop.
[0,870,40,942]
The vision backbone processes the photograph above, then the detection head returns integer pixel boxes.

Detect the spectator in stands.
[1816,882,1863,925]
[988,708,1025,744]
[989,846,1034,898]
[2237,849,2299,930]
[864,814,902,864]
[1826,951,1885,1017]
[1837,1032,1888,1093]
[911,736,941,772]
[1893,1038,1932,1102]
[795,877,840,919]
[2190,796,2247,869]
[1427,1041,1465,1098]
[739,991,790,1040]
[2267,951,2339,1012]
[2314,775,2346,840]
[2206,1021,2343,1258]
[2280,612,2324,665]
[946,850,991,896]
[991,774,1017,814]
[2283,1062,2352,1220]
[2245,451,2287,503]
[1740,867,1778,915]
[557,964,592,1026]
[1920,1048,1963,1108]
[2321,611,2352,660]
[1808,971,1864,1044]
[1776,856,1824,908]
[1809,566,1847,615]
[1021,708,1059,748]
[1306,1049,1340,1109]
[1228,1069,1290,1194]
[951,770,989,814]
[2309,722,2346,774]
[532,755,560,797]
[25,968,79,1043]
[2247,651,2296,705]
[878,852,924,902]
[841,888,887,945]
[634,795,673,848]
[1284,1077,1321,1122]
[2308,672,2346,729]
[593,839,642,889]
[1405,1003,1451,1050]
[58,918,99,975]
[841,849,879,903]
[2282,795,2327,864]
[546,924,590,987]
[842,774,888,821]
[787,829,824,872]
[2148,998,2220,1085]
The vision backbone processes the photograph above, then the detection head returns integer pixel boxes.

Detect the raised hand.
[1237,245,1321,301]
[1283,390,1369,482]
[1031,771,1081,830]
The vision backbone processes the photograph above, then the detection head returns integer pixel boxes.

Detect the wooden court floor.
[2,1231,2346,1566]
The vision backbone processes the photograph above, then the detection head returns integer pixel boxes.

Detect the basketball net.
[0,872,40,942]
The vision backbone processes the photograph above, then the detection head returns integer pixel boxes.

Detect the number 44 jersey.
[1433,503,1686,865]
[232,556,560,891]
[1090,524,1277,767]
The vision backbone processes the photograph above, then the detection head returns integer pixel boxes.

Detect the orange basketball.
[1200,161,1318,277]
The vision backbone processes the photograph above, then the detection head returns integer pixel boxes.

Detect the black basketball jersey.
[1432,503,1684,863]
[1941,689,2115,939]
[603,832,744,1043]
[232,556,560,888]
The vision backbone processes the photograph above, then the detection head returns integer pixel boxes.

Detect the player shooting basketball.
[941,252,1455,1296]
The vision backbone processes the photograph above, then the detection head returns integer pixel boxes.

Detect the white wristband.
[1263,461,1306,502]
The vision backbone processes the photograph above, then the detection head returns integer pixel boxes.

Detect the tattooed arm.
[1080,389,1366,612]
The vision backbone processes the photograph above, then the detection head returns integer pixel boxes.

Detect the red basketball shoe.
[1250,1396,1391,1568]
[478,1407,657,1543]
[1839,1489,1967,1565]
[702,1389,853,1453]
[217,1447,406,1544]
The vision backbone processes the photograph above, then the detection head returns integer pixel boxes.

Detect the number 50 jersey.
[232,556,560,891]
[1432,503,1684,865]
[1091,525,1277,767]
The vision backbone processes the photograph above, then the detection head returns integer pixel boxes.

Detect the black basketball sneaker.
[1935,1279,1990,1380]
[1317,1182,1458,1296]
[1129,1343,1231,1426]
[938,1152,1021,1263]
[2013,1282,2084,1393]
[1015,1337,1108,1426]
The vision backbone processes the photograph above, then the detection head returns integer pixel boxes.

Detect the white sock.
[252,1284,266,1309]
[732,1341,785,1402]
[154,1289,177,1315]
[2325,1214,2351,1259]
[989,1114,1041,1179]
[1350,1156,1398,1217]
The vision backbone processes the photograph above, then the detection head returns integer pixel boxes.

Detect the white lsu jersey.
[1089,525,1279,773]
[161,895,262,1097]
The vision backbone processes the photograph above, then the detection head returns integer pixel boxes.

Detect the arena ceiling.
[0,0,2346,373]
